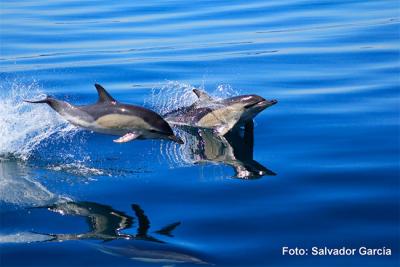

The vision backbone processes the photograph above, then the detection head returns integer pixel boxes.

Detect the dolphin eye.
[149,129,158,133]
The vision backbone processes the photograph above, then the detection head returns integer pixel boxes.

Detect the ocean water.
[0,0,399,266]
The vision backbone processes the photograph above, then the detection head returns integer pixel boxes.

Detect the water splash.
[145,81,240,170]
[0,80,79,161]
[0,80,150,179]
[144,80,239,115]
[46,161,106,177]
[144,81,198,115]
[160,131,203,168]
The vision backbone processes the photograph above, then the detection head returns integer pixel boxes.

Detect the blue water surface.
[0,0,399,266]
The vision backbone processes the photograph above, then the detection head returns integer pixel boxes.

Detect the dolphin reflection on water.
[170,121,276,179]
[38,201,180,243]
[3,201,208,265]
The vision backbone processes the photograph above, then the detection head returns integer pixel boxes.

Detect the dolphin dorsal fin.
[193,89,214,103]
[94,83,116,103]
[131,204,150,237]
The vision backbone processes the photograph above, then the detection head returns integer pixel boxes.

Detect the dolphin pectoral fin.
[193,89,214,102]
[94,83,117,103]
[113,132,140,143]
[214,116,241,136]
[214,125,231,136]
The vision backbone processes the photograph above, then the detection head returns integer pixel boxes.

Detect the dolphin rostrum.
[163,89,277,135]
[24,84,183,144]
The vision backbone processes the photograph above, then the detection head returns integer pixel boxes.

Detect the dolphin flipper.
[214,114,241,136]
[214,125,231,136]
[113,132,140,143]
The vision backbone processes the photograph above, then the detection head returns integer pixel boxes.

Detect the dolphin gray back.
[80,102,175,136]
[163,104,214,125]
[87,84,176,136]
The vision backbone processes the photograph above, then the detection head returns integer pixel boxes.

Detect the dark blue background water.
[0,1,399,266]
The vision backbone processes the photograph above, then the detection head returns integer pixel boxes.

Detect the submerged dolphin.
[98,239,208,265]
[163,89,277,135]
[24,84,183,144]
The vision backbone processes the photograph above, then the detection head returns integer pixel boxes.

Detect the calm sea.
[0,0,399,266]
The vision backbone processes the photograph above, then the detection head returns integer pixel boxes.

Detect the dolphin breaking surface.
[0,81,275,180]
[163,89,277,135]
[24,84,184,144]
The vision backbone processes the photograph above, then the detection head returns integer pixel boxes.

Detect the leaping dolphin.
[163,89,277,135]
[24,84,183,144]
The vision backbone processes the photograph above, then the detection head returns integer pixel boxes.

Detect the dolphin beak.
[246,99,277,109]
[169,135,184,144]
[269,99,278,106]
[257,99,278,108]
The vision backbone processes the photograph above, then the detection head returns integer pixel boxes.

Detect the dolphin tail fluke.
[155,221,181,237]
[24,96,73,115]
[23,96,59,110]
[23,96,51,104]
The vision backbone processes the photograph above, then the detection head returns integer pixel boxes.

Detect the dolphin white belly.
[163,89,277,136]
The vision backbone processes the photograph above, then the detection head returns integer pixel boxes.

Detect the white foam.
[0,80,78,161]
[46,162,106,177]
[0,232,53,243]
[144,80,198,115]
